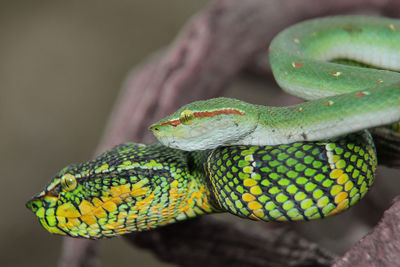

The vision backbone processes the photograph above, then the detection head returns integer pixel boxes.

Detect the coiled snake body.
[27,16,400,239]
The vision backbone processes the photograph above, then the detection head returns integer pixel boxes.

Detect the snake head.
[26,149,152,239]
[25,145,156,239]
[149,97,259,151]
[26,143,210,239]
[26,164,90,237]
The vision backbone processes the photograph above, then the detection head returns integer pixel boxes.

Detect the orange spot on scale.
[70,218,81,227]
[65,218,81,229]
[275,216,288,222]
[376,79,383,84]
[292,62,303,68]
[56,203,81,218]
[111,196,123,205]
[334,191,349,204]
[79,200,94,215]
[101,195,112,202]
[329,71,341,77]
[115,228,129,235]
[133,193,155,212]
[131,186,149,198]
[155,181,211,225]
[253,209,264,219]
[178,183,203,214]
[118,211,128,220]
[127,213,138,221]
[92,198,103,207]
[104,221,123,230]
[120,184,131,194]
[324,100,334,106]
[248,214,260,220]
[81,214,97,226]
[102,201,117,212]
[355,91,369,98]
[48,226,67,235]
[248,201,262,210]
[242,193,256,202]
[146,217,159,229]
[330,169,344,179]
[65,221,76,230]
[110,186,121,197]
[328,198,349,216]
[158,219,172,226]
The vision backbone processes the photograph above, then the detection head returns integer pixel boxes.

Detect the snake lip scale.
[27,15,399,239]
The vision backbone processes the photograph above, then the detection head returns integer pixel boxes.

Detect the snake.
[26,16,400,239]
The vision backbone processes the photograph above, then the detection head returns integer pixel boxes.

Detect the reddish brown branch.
[127,219,335,267]
[59,0,400,266]
[333,196,400,267]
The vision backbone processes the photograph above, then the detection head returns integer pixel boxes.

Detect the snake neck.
[27,143,218,239]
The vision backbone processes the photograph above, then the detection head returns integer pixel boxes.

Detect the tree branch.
[333,196,400,267]
[127,218,335,267]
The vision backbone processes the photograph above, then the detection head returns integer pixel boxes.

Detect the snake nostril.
[26,200,40,213]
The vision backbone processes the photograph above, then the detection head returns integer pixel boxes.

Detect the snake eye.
[180,110,195,125]
[61,173,77,192]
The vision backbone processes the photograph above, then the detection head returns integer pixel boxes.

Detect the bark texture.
[333,197,400,267]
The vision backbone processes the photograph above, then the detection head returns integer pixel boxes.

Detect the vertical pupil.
[62,174,76,191]
[180,110,194,124]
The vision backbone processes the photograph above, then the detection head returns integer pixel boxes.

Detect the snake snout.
[26,198,42,213]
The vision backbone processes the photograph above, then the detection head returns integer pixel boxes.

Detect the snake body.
[26,132,375,238]
[27,16,399,239]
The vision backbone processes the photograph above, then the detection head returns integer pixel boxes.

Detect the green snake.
[26,16,400,239]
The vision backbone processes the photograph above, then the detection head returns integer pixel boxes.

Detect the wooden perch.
[333,196,400,267]
[59,0,400,266]
[127,219,335,267]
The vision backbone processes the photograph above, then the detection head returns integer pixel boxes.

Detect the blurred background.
[1,1,399,266]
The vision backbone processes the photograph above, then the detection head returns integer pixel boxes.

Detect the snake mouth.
[26,195,70,236]
[26,190,47,213]
[26,191,59,219]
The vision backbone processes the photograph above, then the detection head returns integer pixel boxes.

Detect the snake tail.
[207,131,376,221]
[26,143,216,239]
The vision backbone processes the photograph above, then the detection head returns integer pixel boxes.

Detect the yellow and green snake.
[27,16,400,239]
